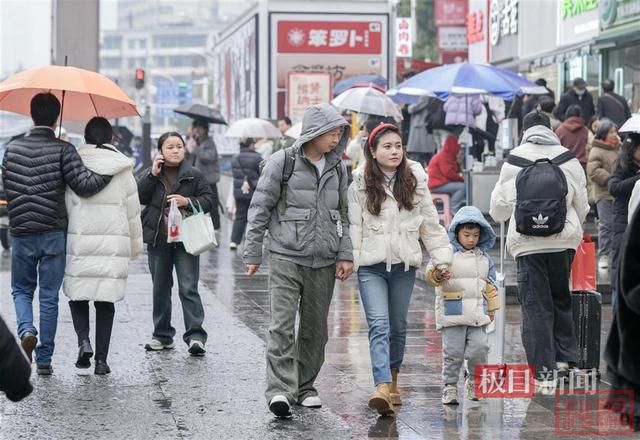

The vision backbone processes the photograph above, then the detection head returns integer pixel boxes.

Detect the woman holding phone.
[137,131,214,356]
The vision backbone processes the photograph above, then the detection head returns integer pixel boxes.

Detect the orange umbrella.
[0,65,139,120]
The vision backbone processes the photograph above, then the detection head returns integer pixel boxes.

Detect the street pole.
[142,105,152,169]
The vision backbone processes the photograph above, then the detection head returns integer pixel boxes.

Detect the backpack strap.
[506,154,534,168]
[335,162,347,217]
[550,150,576,166]
[279,147,297,216]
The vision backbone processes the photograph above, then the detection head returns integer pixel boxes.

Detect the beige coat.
[348,161,452,271]
[429,249,492,330]
[587,139,620,202]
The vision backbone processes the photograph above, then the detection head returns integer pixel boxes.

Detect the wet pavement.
[0,217,627,440]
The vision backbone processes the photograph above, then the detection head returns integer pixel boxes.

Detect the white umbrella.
[285,121,302,139]
[332,86,403,121]
[619,114,640,133]
[224,118,282,138]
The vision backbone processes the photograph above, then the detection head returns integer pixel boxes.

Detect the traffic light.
[135,68,145,89]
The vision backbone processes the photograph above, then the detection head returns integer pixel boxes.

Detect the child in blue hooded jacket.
[425,206,500,405]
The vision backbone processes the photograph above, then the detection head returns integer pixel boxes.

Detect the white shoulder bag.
[181,199,218,255]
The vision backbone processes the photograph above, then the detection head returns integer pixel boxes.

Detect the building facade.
[99,0,236,131]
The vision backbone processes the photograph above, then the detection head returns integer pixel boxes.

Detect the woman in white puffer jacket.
[63,117,142,375]
[348,123,452,416]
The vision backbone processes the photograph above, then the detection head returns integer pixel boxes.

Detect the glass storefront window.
[606,45,640,113]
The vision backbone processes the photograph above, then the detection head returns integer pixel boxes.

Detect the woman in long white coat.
[63,117,142,375]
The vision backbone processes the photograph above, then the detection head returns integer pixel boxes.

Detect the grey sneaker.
[188,340,206,356]
[144,339,175,351]
[442,384,459,405]
[36,364,53,376]
[300,395,322,408]
[465,378,482,401]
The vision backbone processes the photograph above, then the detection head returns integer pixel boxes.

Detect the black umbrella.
[173,103,227,125]
[111,126,134,155]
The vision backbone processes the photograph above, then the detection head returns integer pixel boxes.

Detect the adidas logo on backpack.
[507,151,575,237]
[532,214,549,229]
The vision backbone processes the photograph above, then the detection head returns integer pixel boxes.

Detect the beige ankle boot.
[368,383,395,416]
[390,368,402,405]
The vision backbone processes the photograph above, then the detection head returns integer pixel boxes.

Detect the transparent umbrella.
[332,86,402,121]
[619,114,640,133]
[225,118,282,139]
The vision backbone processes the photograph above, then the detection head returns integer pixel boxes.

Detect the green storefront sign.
[562,0,599,19]
[601,0,640,29]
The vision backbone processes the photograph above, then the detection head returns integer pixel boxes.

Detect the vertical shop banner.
[213,15,258,154]
[467,0,489,64]
[270,13,388,119]
[287,72,332,123]
[395,17,413,58]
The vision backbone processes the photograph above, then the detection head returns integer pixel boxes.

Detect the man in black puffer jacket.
[1,93,112,375]
[230,138,262,248]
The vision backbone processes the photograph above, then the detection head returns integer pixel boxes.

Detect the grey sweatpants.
[265,258,336,404]
[441,325,489,385]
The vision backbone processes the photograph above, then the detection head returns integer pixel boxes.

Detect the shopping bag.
[181,199,217,255]
[570,237,597,291]
[167,198,182,243]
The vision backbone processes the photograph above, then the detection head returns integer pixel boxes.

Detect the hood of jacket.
[442,135,461,158]
[448,206,496,252]
[591,138,620,152]
[77,144,133,176]
[293,103,349,160]
[562,116,586,133]
[521,125,562,146]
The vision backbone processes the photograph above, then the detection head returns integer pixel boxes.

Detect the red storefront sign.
[434,0,468,26]
[467,10,485,44]
[277,21,382,54]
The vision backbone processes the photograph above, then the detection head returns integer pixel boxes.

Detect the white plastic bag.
[167,198,182,243]
[181,200,217,255]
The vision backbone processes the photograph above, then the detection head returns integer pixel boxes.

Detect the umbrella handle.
[58,55,68,139]
[58,89,66,139]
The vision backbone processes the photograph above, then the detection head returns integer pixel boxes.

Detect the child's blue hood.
[448,206,496,252]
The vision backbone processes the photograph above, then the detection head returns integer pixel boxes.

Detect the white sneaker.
[442,384,459,405]
[465,378,482,401]
[269,395,292,418]
[188,340,206,356]
[144,339,175,351]
[300,395,322,408]
[598,255,608,269]
[229,242,238,250]
[535,379,557,395]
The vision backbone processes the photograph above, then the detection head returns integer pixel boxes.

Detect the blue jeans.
[358,263,416,385]
[431,181,466,213]
[147,243,207,345]
[11,231,66,365]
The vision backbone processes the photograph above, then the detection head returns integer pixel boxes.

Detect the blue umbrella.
[333,74,387,96]
[388,62,546,101]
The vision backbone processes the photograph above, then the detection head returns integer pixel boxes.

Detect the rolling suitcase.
[571,290,602,372]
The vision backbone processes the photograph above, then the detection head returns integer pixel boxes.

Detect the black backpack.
[507,151,575,237]
[260,146,346,216]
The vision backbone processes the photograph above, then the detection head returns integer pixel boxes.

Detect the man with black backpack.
[490,111,590,392]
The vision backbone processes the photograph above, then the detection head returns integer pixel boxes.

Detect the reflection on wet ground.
[0,215,621,439]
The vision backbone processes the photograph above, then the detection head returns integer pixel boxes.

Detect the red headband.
[367,123,399,149]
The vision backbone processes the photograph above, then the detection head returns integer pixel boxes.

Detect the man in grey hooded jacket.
[244,103,354,417]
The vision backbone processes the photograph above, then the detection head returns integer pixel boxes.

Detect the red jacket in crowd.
[555,116,589,165]
[427,135,464,189]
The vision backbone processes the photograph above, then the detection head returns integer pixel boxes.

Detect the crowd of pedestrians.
[1,87,639,432]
